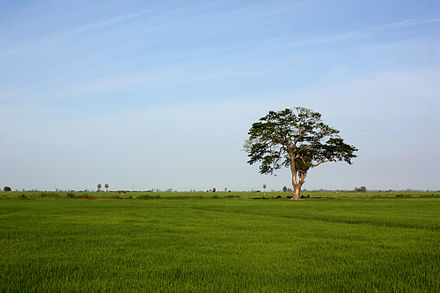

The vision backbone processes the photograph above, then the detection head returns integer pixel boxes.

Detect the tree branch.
[298,172,307,185]
[294,125,303,145]
[299,130,327,151]
[312,159,331,168]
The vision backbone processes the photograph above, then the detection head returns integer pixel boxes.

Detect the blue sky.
[1,0,439,191]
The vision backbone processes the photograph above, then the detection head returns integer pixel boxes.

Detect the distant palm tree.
[105,184,109,192]
[97,184,102,192]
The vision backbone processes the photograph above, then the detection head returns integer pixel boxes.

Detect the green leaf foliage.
[244,107,357,176]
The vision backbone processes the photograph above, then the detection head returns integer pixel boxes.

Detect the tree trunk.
[292,184,301,200]
[289,155,302,200]
[291,171,302,200]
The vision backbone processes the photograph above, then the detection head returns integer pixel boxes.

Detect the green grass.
[1,198,439,291]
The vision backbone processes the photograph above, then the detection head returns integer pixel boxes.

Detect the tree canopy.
[244,107,357,199]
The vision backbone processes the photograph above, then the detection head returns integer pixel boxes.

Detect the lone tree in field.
[97,184,102,192]
[244,107,357,200]
[105,184,109,192]
[354,186,367,192]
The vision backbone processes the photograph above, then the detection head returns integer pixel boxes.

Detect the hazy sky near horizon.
[1,0,439,191]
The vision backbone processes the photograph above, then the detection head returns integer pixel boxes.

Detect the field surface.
[1,198,439,291]
[1,190,440,200]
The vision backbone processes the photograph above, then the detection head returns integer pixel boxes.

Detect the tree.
[105,184,109,192]
[97,184,102,192]
[282,186,288,192]
[263,184,267,193]
[3,186,11,192]
[244,107,357,200]
[354,186,367,192]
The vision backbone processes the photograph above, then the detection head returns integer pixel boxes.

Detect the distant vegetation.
[1,190,440,200]
[354,186,367,192]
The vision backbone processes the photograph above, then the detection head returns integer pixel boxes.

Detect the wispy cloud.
[0,7,156,58]
[371,15,440,30]
[283,15,440,48]
[64,8,155,36]
[181,15,440,58]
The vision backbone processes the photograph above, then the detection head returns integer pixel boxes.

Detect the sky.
[0,0,439,192]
